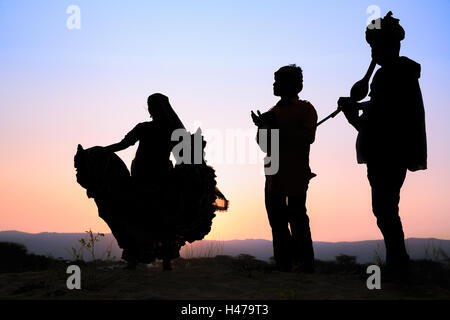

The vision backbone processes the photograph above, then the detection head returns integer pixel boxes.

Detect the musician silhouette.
[338,12,427,269]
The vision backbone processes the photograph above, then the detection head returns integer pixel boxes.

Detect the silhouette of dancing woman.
[102,94,184,269]
[75,94,228,270]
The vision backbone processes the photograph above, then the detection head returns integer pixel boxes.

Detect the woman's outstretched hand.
[102,141,128,153]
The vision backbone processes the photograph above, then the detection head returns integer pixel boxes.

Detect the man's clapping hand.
[251,110,263,127]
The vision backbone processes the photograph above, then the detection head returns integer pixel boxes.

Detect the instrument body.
[317,60,376,127]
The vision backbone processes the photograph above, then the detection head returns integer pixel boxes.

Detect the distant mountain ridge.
[0,231,448,264]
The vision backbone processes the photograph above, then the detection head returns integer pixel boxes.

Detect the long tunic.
[355,56,427,171]
[261,97,318,196]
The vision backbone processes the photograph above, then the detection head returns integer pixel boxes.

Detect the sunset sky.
[1,0,449,242]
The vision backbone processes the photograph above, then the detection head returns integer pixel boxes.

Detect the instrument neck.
[363,60,377,82]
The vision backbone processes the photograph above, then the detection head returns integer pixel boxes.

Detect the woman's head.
[147,93,185,130]
[147,93,170,120]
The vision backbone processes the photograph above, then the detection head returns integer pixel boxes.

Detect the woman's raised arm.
[103,140,130,153]
[103,124,141,152]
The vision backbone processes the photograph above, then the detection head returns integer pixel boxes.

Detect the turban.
[366,11,405,45]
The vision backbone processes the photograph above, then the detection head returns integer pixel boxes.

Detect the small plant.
[69,229,106,262]
[80,229,105,261]
[67,230,117,291]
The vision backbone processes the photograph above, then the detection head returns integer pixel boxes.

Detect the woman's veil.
[147,93,185,131]
[148,93,229,212]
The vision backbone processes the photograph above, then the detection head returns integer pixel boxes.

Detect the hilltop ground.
[0,249,449,300]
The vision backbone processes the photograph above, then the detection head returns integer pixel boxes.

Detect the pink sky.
[1,1,449,241]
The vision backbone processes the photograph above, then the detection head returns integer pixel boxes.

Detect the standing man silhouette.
[338,12,427,269]
[252,65,317,273]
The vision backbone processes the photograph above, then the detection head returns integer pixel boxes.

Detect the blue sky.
[0,1,449,240]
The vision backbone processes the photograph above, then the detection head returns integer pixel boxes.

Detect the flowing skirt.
[75,146,228,263]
